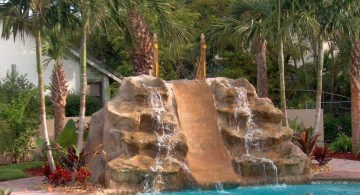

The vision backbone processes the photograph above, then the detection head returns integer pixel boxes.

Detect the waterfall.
[215,182,226,193]
[143,87,168,193]
[143,87,190,193]
[233,87,279,184]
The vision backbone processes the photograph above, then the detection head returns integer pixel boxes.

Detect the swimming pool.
[152,183,360,195]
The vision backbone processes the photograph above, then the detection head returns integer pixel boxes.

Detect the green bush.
[329,133,352,153]
[212,50,256,83]
[65,93,102,117]
[324,113,351,143]
[0,71,39,163]
[108,82,120,98]
[116,62,134,77]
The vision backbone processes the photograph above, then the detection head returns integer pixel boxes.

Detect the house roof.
[69,49,123,83]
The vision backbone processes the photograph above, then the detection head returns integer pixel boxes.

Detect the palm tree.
[42,29,71,141]
[75,0,108,151]
[295,0,356,135]
[331,0,360,153]
[277,0,288,127]
[107,0,189,75]
[350,41,360,153]
[207,0,271,98]
[0,0,56,171]
[207,0,304,126]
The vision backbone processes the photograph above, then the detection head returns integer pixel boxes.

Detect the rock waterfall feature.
[85,76,310,193]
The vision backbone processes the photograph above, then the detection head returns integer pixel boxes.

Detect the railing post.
[196,33,207,80]
[153,33,159,78]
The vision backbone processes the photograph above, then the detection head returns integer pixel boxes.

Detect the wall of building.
[0,23,108,102]
[287,109,324,146]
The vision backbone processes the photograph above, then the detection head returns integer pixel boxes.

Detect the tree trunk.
[313,39,324,135]
[50,58,68,141]
[77,3,89,151]
[129,11,154,75]
[351,41,360,154]
[35,30,56,172]
[277,0,288,127]
[255,35,268,98]
[54,105,66,140]
[279,38,288,127]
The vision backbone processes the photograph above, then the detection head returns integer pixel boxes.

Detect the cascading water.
[233,87,279,184]
[143,87,190,193]
[215,182,226,193]
[143,87,169,193]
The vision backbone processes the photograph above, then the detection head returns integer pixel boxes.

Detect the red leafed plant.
[312,146,332,165]
[47,167,72,186]
[75,167,92,183]
[293,127,320,156]
[43,164,52,179]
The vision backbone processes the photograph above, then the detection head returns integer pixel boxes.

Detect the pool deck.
[1,158,360,194]
[312,158,360,182]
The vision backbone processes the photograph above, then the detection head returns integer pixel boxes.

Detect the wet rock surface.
[207,77,310,186]
[85,76,311,193]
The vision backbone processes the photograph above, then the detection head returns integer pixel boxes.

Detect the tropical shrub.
[293,127,320,156]
[312,146,332,165]
[65,93,102,117]
[41,125,101,185]
[324,113,351,143]
[75,167,92,184]
[0,71,39,163]
[47,166,72,186]
[57,144,101,172]
[57,120,77,148]
[329,133,352,153]
[288,116,306,133]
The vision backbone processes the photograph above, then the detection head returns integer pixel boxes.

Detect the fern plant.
[329,133,352,153]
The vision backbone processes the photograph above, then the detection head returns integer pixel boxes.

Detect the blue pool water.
[151,183,360,195]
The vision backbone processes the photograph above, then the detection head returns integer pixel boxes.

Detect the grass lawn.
[0,161,42,182]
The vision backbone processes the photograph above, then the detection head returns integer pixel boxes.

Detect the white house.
[0,24,123,104]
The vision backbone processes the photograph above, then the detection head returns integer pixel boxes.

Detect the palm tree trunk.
[54,105,66,140]
[277,0,288,127]
[351,41,360,154]
[129,11,153,75]
[77,4,90,151]
[279,38,288,127]
[255,34,268,98]
[51,58,68,141]
[35,30,56,172]
[313,38,324,135]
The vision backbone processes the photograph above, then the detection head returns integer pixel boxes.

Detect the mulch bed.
[329,152,360,161]
[25,167,44,176]
[35,182,105,193]
[24,167,105,193]
[310,163,332,175]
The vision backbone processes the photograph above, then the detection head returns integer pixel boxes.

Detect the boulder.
[85,76,310,192]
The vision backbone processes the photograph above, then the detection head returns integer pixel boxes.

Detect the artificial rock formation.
[85,76,310,193]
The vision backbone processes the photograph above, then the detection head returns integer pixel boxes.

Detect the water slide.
[172,80,240,186]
